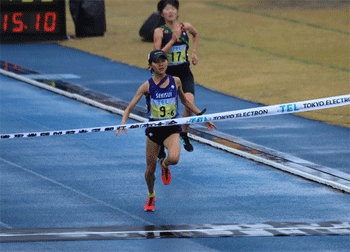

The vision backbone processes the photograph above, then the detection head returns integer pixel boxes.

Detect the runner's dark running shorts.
[166,63,195,95]
[145,125,182,145]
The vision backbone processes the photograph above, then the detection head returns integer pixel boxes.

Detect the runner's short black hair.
[157,0,180,13]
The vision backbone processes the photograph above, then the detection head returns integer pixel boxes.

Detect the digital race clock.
[0,0,66,43]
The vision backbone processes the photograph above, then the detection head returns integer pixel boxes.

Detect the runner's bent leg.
[163,133,181,167]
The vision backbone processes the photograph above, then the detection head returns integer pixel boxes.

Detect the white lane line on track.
[24,74,80,80]
[0,157,154,226]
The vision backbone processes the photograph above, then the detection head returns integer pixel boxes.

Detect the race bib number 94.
[151,104,176,119]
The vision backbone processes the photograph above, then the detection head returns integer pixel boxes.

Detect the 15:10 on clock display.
[0,0,66,42]
[2,12,58,33]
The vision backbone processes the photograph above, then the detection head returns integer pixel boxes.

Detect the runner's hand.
[205,121,216,131]
[192,52,198,65]
[115,127,127,136]
[172,27,182,42]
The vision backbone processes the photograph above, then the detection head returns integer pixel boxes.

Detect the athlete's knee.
[166,153,180,166]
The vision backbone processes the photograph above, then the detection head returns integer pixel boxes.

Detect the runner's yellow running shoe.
[161,159,171,185]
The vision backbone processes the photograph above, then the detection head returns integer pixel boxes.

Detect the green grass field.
[61,0,349,127]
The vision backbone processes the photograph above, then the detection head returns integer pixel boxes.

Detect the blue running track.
[0,43,349,252]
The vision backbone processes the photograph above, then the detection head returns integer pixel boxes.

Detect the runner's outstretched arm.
[116,82,149,136]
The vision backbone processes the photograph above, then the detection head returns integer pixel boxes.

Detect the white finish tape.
[1,94,349,139]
